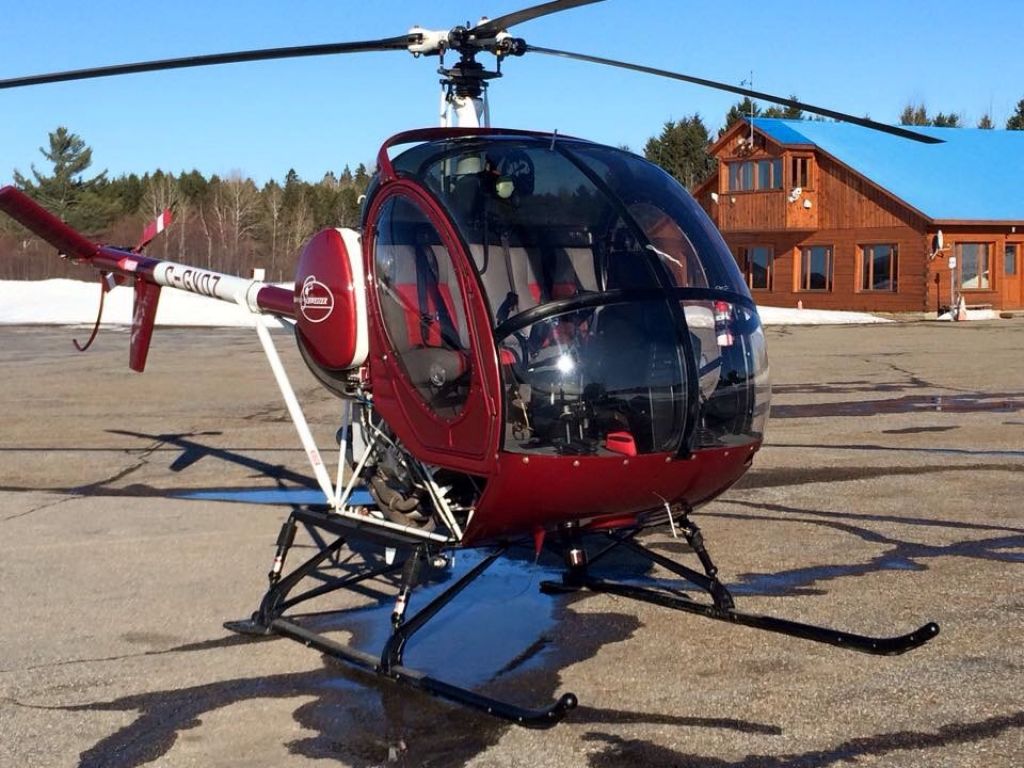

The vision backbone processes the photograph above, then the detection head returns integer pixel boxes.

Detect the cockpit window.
[567,143,747,293]
[387,136,768,456]
[395,139,667,325]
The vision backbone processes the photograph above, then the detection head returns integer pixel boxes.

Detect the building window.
[957,243,991,290]
[739,246,773,290]
[728,161,753,191]
[758,159,783,190]
[740,162,754,190]
[859,244,899,292]
[727,158,782,192]
[1006,243,1019,276]
[799,245,833,291]
[791,156,811,189]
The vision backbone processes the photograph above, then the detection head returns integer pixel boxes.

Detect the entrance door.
[1003,242,1022,310]
[367,188,499,472]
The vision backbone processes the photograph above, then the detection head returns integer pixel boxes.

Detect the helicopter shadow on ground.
[107,428,320,491]
[0,429,321,501]
[680,499,1024,598]
[579,710,1024,768]
[576,491,1024,765]
[56,545,783,768]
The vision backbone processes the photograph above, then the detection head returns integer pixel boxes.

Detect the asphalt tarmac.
[1,320,1021,768]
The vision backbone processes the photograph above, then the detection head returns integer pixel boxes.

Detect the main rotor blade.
[528,46,943,144]
[473,0,604,38]
[0,35,410,91]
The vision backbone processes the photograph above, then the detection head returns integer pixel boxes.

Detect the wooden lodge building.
[693,119,1024,313]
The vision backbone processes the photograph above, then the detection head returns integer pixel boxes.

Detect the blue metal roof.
[750,118,1024,222]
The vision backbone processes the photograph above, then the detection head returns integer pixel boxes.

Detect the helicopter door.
[367,189,498,471]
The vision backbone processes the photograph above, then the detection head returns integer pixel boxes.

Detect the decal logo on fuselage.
[299,275,334,323]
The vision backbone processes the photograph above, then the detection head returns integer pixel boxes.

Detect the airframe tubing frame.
[246,306,458,546]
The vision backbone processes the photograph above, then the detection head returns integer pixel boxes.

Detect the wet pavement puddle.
[771,392,1024,419]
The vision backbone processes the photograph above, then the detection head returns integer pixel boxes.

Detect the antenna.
[739,70,755,144]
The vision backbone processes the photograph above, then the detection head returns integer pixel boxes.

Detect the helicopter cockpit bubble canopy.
[371,130,770,461]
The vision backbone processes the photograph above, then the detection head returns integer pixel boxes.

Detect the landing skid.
[225,507,577,728]
[540,518,939,657]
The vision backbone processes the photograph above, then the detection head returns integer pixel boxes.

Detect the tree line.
[5,98,1024,281]
[1,127,371,282]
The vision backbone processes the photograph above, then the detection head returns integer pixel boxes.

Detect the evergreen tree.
[933,112,962,128]
[310,176,341,229]
[12,126,116,232]
[282,169,304,210]
[178,169,210,206]
[762,97,804,120]
[1007,99,1024,130]
[643,115,715,190]
[720,98,761,137]
[977,113,995,129]
[899,104,963,128]
[109,173,145,215]
[353,163,370,192]
[281,169,313,256]
[899,103,930,126]
[338,187,361,228]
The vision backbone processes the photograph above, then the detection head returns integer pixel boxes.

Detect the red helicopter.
[0,0,938,728]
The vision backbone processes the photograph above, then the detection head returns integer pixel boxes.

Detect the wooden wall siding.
[716,191,789,231]
[695,183,716,221]
[786,190,818,230]
[724,226,930,313]
[817,155,925,231]
[712,133,803,232]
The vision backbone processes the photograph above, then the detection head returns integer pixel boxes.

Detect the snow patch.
[0,278,286,327]
[755,305,890,325]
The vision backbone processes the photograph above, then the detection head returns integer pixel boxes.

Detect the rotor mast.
[406,21,526,128]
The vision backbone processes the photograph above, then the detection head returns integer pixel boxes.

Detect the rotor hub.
[407,22,526,100]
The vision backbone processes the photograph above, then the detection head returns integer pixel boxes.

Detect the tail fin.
[130,280,162,372]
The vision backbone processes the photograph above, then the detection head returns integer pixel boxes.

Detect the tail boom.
[0,184,295,370]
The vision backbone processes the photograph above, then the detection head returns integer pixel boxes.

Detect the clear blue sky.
[1,1,1021,186]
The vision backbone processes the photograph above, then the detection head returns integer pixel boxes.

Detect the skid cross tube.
[382,546,505,671]
[227,514,578,728]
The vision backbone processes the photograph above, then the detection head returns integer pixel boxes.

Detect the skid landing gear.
[541,512,940,657]
[225,507,577,728]
[227,505,937,729]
